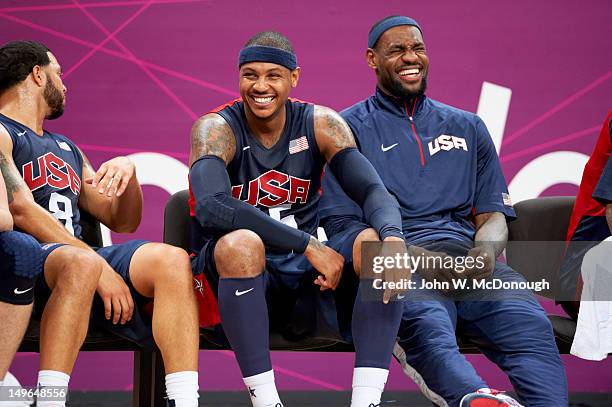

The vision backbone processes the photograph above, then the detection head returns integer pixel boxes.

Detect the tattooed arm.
[313,105,357,161]
[0,126,91,249]
[459,212,507,281]
[0,167,12,231]
[189,114,343,290]
[77,148,142,233]
[189,113,236,166]
[1,128,135,324]
[189,113,312,252]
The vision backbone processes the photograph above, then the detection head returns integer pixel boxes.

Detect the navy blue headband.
[238,46,297,70]
[368,16,422,48]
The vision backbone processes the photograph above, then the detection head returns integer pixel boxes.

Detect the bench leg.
[133,349,154,407]
[152,352,166,406]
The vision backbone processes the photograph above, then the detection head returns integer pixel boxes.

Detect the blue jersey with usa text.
[0,113,84,239]
[559,111,612,299]
[188,99,324,253]
[319,88,515,245]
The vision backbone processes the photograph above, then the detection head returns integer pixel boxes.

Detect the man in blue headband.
[189,31,409,407]
[320,16,568,407]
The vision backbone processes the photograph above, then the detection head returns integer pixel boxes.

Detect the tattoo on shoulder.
[0,151,24,204]
[190,114,236,164]
[315,106,355,150]
[83,157,94,173]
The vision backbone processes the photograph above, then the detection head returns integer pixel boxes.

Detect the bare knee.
[215,229,265,278]
[160,246,192,281]
[47,247,102,293]
[148,244,192,283]
[353,228,380,276]
[128,243,196,298]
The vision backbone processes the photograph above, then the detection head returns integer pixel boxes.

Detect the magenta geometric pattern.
[2,0,611,392]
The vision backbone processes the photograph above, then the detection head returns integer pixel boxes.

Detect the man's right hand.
[96,263,134,325]
[381,236,411,303]
[304,237,344,291]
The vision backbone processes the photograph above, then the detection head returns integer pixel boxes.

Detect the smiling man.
[0,40,199,407]
[319,16,568,407]
[189,31,408,407]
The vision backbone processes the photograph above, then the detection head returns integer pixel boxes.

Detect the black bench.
[155,191,578,403]
[17,193,579,406]
[506,196,578,353]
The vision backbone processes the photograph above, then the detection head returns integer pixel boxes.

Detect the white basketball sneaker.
[0,372,33,406]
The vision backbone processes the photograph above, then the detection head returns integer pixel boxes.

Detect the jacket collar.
[373,87,427,118]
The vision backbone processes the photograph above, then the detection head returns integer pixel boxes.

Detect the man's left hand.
[87,157,136,197]
[462,246,495,281]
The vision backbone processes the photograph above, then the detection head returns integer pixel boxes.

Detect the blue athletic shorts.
[0,231,62,305]
[192,225,366,342]
[34,239,154,348]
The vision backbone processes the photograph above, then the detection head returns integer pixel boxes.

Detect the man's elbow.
[195,193,234,232]
[112,223,139,234]
[9,199,32,230]
[109,214,141,233]
[0,209,13,231]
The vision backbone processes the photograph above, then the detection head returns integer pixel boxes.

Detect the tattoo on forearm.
[474,213,507,257]
[190,115,236,164]
[308,236,325,251]
[0,151,24,204]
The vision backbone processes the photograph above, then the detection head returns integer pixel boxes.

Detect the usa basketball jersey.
[559,111,612,300]
[0,113,84,240]
[189,99,324,253]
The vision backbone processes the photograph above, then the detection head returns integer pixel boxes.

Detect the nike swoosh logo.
[381,143,399,152]
[17,131,27,137]
[235,288,254,296]
[14,287,34,295]
[243,146,251,151]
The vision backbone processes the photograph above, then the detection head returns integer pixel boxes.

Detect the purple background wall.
[2,0,611,394]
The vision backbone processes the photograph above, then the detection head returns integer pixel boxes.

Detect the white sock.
[2,372,33,406]
[351,367,389,407]
[36,370,70,407]
[165,371,199,407]
[243,370,283,407]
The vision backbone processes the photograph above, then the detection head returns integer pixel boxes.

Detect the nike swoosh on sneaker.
[381,143,399,152]
[14,287,34,295]
[235,288,254,296]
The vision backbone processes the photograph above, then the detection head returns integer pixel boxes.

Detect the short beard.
[386,76,427,100]
[43,80,64,120]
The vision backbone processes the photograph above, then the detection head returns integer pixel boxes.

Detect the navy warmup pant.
[397,265,568,407]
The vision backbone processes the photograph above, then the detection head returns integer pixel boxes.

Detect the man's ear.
[31,65,45,87]
[366,49,377,70]
[290,66,301,88]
